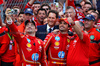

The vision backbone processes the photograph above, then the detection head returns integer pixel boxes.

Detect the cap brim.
[59,19,69,24]
[83,17,93,21]
[24,12,33,15]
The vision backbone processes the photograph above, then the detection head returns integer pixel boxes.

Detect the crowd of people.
[0,0,100,66]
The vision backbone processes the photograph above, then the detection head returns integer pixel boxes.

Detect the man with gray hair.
[65,6,77,21]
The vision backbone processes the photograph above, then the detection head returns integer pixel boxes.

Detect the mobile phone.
[13,9,18,14]
[8,9,18,15]
[54,2,59,7]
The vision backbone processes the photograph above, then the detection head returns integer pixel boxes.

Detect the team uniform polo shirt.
[67,32,90,66]
[87,28,100,66]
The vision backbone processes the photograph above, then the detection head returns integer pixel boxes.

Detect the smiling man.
[36,10,59,40]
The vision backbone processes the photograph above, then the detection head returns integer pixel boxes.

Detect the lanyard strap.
[7,32,14,45]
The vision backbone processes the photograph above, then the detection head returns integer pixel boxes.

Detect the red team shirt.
[67,32,90,66]
[87,28,100,66]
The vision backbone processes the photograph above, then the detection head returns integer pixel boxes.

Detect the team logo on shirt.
[54,47,59,50]
[90,35,94,40]
[27,43,31,48]
[67,39,70,43]
[38,41,41,44]
[27,38,31,43]
[55,36,60,41]
[66,44,70,50]
[27,48,32,52]
[39,46,42,52]
[58,51,65,58]
[32,53,39,61]
[55,42,60,46]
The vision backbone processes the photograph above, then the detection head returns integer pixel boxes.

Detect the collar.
[47,24,54,33]
[25,34,36,40]
[58,31,68,37]
[87,27,95,33]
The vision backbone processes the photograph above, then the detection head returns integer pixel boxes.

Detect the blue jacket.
[36,24,59,40]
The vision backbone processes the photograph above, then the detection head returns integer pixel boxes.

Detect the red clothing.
[76,11,85,21]
[34,17,43,26]
[0,0,3,4]
[25,2,32,10]
[68,0,75,8]
[17,22,25,33]
[0,27,9,56]
[9,22,47,66]
[87,28,100,66]
[1,36,16,63]
[67,32,90,66]
[44,32,70,66]
[0,27,16,65]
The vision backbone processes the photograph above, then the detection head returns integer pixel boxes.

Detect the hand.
[52,29,59,35]
[5,8,11,17]
[67,17,74,24]
[6,16,13,25]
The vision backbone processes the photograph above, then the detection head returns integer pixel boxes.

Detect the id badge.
[9,44,12,50]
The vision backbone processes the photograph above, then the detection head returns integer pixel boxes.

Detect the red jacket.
[87,28,100,62]
[44,32,70,66]
[0,0,3,4]
[9,22,47,66]
[0,27,9,56]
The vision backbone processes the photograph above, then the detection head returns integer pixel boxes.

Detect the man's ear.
[35,28,37,32]
[93,21,95,25]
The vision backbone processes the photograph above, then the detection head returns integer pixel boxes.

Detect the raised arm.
[67,17,83,40]
[5,10,22,44]
[0,10,2,26]
[25,0,36,9]
[92,0,97,9]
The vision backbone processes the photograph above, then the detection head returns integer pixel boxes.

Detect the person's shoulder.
[37,24,47,28]
[36,38,44,45]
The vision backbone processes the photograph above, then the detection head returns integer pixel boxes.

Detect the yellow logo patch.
[55,42,60,46]
[27,43,31,48]
[67,39,70,43]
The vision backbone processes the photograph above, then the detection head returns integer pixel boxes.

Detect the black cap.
[25,20,36,27]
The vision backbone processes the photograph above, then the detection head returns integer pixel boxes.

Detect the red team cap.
[59,18,69,24]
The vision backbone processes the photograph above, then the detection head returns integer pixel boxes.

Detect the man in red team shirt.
[6,16,48,66]
[67,17,90,66]
[83,14,100,66]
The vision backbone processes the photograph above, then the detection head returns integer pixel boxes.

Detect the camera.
[8,9,18,15]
